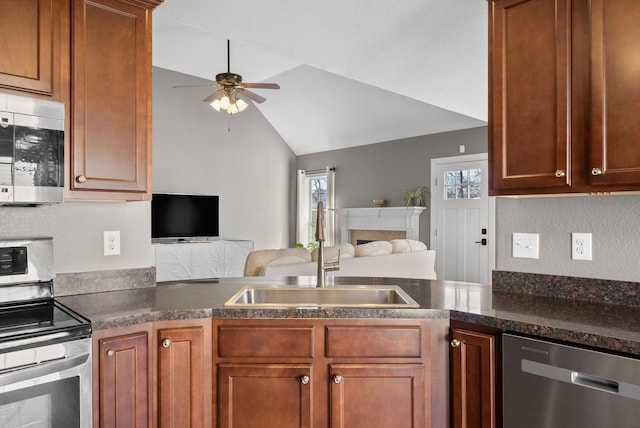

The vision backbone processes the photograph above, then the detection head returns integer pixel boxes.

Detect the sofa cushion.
[311,243,355,261]
[391,239,427,254]
[354,241,392,257]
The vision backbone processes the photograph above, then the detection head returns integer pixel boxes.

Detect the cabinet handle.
[161,339,172,348]
[75,175,87,183]
[300,375,310,385]
[106,349,114,357]
[591,168,603,176]
[555,170,566,178]
[333,375,343,384]
[451,339,462,348]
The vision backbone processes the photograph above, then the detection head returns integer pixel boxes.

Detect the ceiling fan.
[175,40,280,114]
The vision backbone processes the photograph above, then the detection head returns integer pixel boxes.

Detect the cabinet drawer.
[326,326,422,358]
[218,325,315,358]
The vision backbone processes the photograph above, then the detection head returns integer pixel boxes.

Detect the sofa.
[243,239,436,280]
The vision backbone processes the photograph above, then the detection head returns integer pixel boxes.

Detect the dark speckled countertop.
[57,273,640,357]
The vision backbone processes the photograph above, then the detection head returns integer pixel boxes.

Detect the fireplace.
[351,230,406,246]
[334,207,426,245]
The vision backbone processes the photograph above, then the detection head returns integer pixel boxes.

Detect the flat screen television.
[151,193,219,240]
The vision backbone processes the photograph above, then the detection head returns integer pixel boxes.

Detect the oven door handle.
[0,353,90,387]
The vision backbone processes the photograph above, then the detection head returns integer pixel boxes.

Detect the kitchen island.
[58,274,640,428]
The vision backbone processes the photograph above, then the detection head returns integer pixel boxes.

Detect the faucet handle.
[324,249,341,272]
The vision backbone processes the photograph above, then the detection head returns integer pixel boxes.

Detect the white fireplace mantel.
[334,207,426,243]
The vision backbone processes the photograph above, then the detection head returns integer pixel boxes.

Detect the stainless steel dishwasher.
[503,333,640,428]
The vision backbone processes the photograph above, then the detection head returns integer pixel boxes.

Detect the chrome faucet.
[315,201,339,287]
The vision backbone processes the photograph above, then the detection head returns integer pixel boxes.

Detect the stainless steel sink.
[224,285,420,308]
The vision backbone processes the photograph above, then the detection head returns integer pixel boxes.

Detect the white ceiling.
[152,0,488,155]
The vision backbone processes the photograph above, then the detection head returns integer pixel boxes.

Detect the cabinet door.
[98,331,149,428]
[489,0,572,193]
[589,0,640,186]
[223,241,253,277]
[157,325,210,428]
[155,244,193,282]
[0,0,58,96]
[70,0,152,198]
[191,242,224,279]
[329,364,425,428]
[217,364,312,428]
[450,328,496,428]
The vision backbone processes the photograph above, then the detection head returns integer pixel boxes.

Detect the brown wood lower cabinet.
[213,318,445,428]
[450,321,502,428]
[329,364,425,428]
[94,325,152,428]
[94,319,212,428]
[155,319,212,428]
[218,363,312,427]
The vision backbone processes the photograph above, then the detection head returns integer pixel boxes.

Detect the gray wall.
[296,126,488,244]
[152,67,296,250]
[0,201,152,274]
[496,195,640,282]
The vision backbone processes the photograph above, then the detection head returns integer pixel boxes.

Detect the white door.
[430,154,494,284]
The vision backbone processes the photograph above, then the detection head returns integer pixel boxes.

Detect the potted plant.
[404,187,426,206]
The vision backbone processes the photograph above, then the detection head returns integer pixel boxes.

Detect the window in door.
[444,168,482,200]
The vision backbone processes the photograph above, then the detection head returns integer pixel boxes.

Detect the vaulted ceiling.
[152,0,488,155]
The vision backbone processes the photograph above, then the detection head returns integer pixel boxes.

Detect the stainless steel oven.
[0,238,92,428]
[0,94,64,206]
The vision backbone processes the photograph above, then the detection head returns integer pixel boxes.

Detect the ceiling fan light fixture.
[210,98,222,112]
[235,98,249,112]
[219,95,231,110]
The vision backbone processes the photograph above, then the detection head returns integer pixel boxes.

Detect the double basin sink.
[224,284,420,309]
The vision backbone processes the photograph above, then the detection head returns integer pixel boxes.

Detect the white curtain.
[296,167,335,246]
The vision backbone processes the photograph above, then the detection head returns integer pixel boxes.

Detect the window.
[296,168,335,246]
[444,168,482,199]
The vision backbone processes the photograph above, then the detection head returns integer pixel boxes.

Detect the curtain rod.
[300,167,335,174]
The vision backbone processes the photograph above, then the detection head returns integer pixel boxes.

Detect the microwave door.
[0,112,14,203]
[0,112,13,163]
[12,113,64,204]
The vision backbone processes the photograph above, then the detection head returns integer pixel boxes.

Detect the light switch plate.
[512,233,539,259]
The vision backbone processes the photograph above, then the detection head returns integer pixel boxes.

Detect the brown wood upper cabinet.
[0,0,62,98]
[69,0,160,200]
[489,0,640,195]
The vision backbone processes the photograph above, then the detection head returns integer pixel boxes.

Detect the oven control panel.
[0,247,27,276]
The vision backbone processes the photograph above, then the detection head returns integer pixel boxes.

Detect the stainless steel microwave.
[0,93,64,206]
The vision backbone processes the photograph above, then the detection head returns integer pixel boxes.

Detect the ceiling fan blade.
[243,82,280,90]
[238,88,267,103]
[202,89,225,103]
[173,83,217,88]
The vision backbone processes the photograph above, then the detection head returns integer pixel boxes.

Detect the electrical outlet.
[104,231,120,256]
[572,232,592,260]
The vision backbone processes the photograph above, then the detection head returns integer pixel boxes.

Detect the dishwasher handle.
[571,372,619,394]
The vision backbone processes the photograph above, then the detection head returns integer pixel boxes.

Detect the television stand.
[154,239,253,281]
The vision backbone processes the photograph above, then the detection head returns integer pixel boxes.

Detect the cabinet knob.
[333,375,343,384]
[75,175,87,183]
[161,339,172,348]
[106,349,114,357]
[555,170,566,178]
[451,339,462,348]
[591,168,603,176]
[300,375,310,385]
